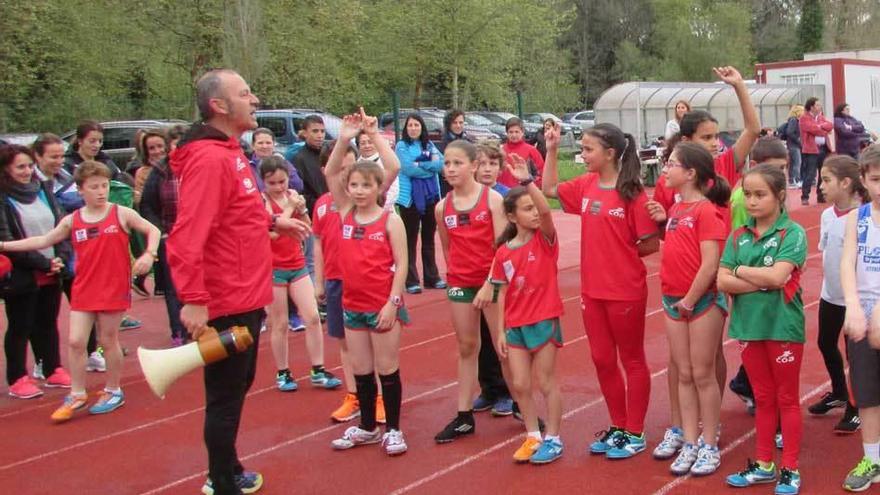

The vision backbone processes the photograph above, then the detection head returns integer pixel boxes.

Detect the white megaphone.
[138,326,254,399]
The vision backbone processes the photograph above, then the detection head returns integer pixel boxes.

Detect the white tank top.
[856,204,880,302]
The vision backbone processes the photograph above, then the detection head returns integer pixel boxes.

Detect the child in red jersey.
[491,154,565,464]
[543,122,660,459]
[259,156,341,392]
[648,143,731,476]
[0,161,159,422]
[325,111,408,456]
[433,139,511,444]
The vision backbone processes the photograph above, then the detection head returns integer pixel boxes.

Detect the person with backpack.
[777,105,804,189]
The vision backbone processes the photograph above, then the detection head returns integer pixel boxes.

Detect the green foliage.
[797,0,823,55]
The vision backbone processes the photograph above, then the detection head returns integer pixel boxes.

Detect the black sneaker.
[132,275,149,297]
[808,391,846,415]
[511,403,546,432]
[835,404,861,434]
[434,413,475,443]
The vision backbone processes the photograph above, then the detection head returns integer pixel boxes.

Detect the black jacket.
[63,150,133,186]
[0,181,73,295]
[292,144,327,215]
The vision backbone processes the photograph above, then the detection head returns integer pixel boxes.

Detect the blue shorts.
[325,279,344,339]
[272,267,309,286]
[505,318,563,352]
[661,292,728,321]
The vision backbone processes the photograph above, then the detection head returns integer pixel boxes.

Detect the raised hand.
[339,113,363,141]
[713,66,744,86]
[505,153,531,182]
[359,106,379,135]
[545,121,561,150]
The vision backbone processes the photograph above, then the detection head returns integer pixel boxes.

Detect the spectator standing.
[834,103,867,159]
[800,97,834,205]
[395,114,445,294]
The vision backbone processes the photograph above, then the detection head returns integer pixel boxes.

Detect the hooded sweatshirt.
[166,124,272,320]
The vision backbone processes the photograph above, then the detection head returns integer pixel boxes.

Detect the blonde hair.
[788,105,805,119]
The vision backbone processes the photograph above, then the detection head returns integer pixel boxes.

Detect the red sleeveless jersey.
[442,185,495,287]
[267,196,305,270]
[312,193,343,280]
[69,205,131,311]
[340,209,395,312]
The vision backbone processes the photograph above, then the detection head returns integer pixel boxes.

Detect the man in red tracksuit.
[168,69,308,495]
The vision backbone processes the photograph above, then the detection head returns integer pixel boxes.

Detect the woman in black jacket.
[63,120,130,185]
[0,144,72,398]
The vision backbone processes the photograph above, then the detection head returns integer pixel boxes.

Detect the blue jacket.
[394,140,443,208]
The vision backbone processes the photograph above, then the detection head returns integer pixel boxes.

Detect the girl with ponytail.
[543,122,660,460]
[647,142,730,476]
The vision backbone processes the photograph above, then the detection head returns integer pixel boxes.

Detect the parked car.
[256,108,395,158]
[563,110,595,130]
[523,113,581,138]
[0,133,43,147]
[465,112,506,140]
[380,109,500,143]
[60,119,189,166]
[473,111,541,143]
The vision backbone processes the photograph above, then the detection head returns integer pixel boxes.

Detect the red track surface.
[0,194,860,494]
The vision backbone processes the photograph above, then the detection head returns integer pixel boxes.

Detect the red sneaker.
[8,376,43,399]
[45,368,72,388]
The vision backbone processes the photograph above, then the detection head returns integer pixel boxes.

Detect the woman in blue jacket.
[395,114,446,294]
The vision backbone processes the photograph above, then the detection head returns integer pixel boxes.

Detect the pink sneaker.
[8,376,43,399]
[45,368,72,388]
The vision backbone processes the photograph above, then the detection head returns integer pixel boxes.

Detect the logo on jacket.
[445,215,458,229]
[74,228,88,242]
[368,232,385,242]
[763,255,774,266]
[342,224,354,239]
[608,207,625,219]
[581,198,589,213]
[243,178,256,194]
[678,216,694,229]
[589,200,602,216]
[763,238,778,250]
[103,225,119,234]
[236,157,246,171]
[474,211,489,223]
[503,260,515,281]
[317,204,327,218]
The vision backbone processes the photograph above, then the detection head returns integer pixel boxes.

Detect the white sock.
[864,442,880,464]
[104,387,121,394]
[544,434,561,443]
[527,431,542,441]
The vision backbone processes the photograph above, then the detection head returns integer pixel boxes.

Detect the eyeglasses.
[666,159,684,168]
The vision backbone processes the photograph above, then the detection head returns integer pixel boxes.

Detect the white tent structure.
[594,82,824,146]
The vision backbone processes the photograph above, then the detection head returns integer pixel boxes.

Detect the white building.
[755,49,880,131]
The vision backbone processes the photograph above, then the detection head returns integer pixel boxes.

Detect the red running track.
[0,196,861,494]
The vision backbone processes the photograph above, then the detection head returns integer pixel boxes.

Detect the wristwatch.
[519,177,534,187]
[389,295,403,307]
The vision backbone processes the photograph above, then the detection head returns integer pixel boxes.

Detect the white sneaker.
[653,427,684,459]
[382,429,408,456]
[86,351,106,372]
[670,443,699,475]
[32,360,44,380]
[331,426,382,450]
[690,444,720,476]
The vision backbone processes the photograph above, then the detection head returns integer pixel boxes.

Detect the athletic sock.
[528,431,542,441]
[379,369,402,430]
[864,442,880,464]
[104,387,121,394]
[276,368,290,377]
[312,365,326,375]
[544,434,560,443]
[354,373,378,431]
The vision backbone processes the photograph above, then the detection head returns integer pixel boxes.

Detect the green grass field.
[547,151,583,209]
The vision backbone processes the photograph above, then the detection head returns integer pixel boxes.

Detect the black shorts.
[847,300,880,408]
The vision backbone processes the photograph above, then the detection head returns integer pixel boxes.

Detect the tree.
[797,0,823,55]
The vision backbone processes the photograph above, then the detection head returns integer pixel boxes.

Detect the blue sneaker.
[726,459,777,487]
[589,427,623,454]
[119,316,141,331]
[310,369,342,389]
[530,438,564,464]
[491,397,514,416]
[201,471,263,495]
[472,395,493,412]
[275,370,298,392]
[606,431,646,459]
[288,314,305,332]
[775,468,801,495]
[88,390,125,415]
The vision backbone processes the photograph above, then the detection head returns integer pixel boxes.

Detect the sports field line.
[387,299,822,495]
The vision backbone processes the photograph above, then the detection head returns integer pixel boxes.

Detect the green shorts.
[447,285,499,303]
[662,292,729,321]
[343,307,411,332]
[272,267,309,286]
[505,318,563,352]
